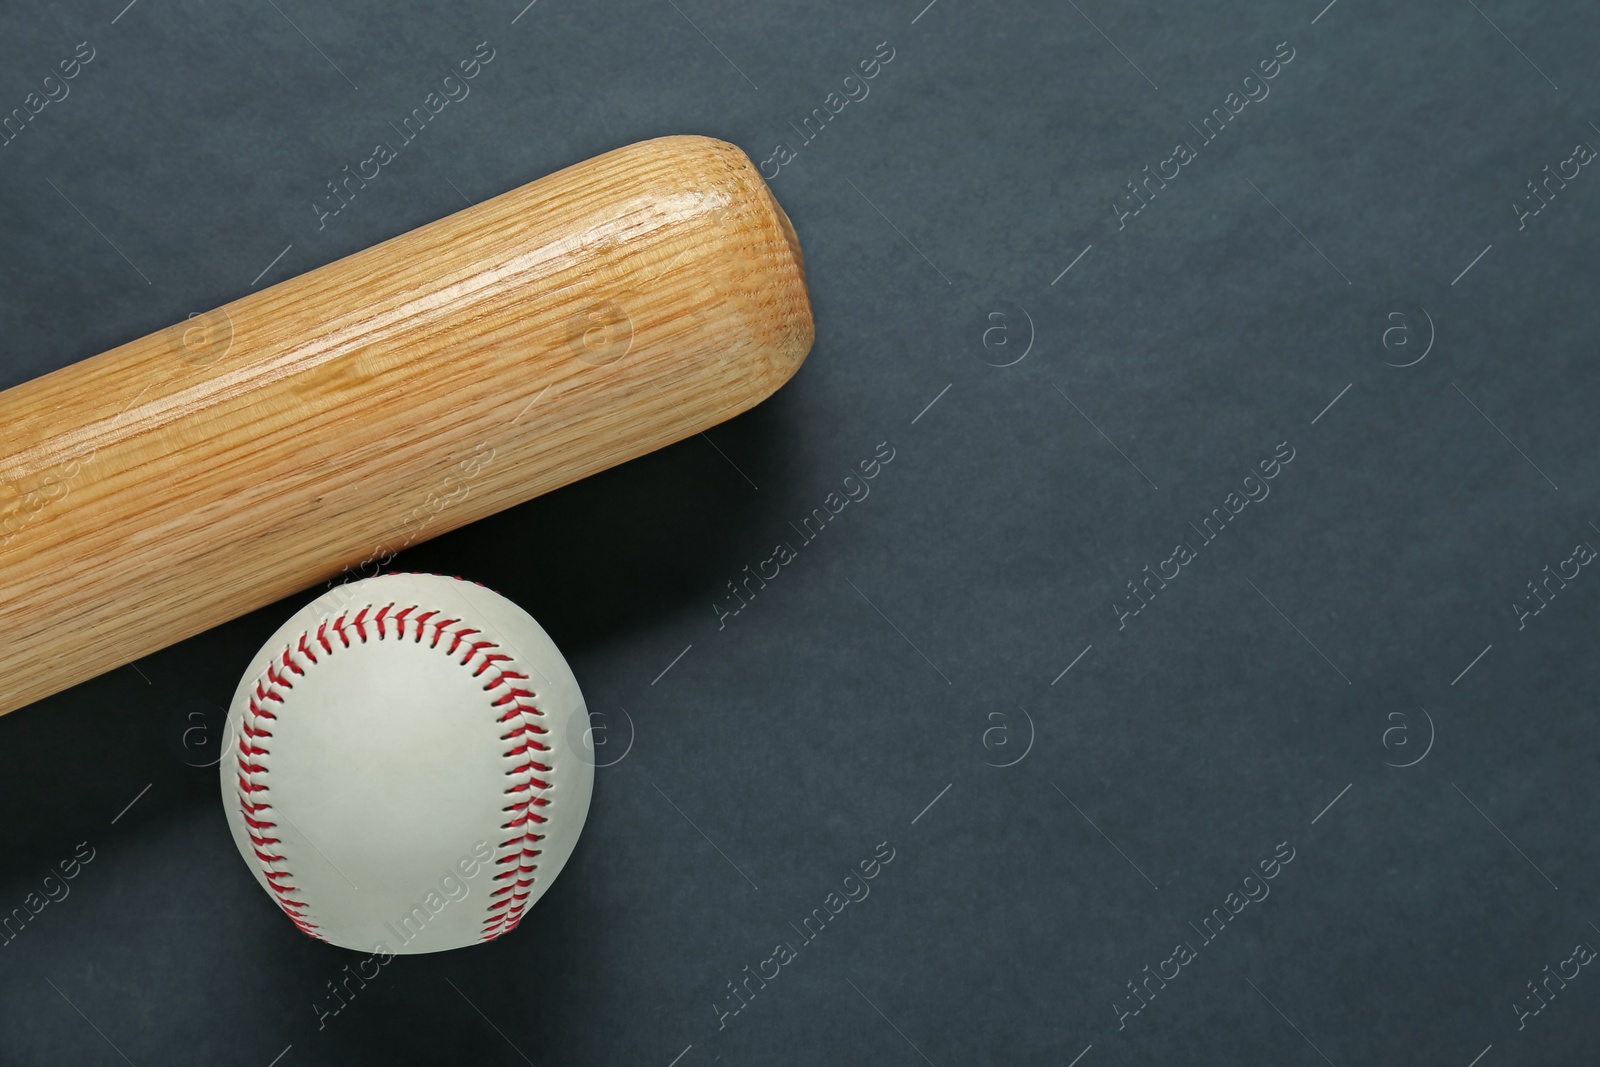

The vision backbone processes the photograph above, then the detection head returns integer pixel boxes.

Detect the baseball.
[221,572,593,954]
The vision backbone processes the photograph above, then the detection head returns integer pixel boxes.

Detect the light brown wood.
[0,135,812,717]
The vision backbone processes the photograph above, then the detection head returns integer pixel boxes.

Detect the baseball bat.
[0,135,812,717]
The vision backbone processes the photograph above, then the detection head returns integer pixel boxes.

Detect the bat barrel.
[0,135,812,716]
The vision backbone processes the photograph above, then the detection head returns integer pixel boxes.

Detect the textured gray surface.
[1,1,1598,1063]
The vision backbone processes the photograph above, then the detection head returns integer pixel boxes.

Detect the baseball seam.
[234,600,552,945]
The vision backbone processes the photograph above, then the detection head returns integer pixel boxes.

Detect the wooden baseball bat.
[0,135,812,717]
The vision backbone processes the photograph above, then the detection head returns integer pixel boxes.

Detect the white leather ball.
[220,573,593,954]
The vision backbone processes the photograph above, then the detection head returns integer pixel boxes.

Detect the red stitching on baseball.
[233,585,554,946]
[482,683,549,939]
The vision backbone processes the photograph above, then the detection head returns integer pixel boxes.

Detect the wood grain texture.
[0,135,812,717]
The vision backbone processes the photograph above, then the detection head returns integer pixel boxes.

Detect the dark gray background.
[1,0,1597,1063]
